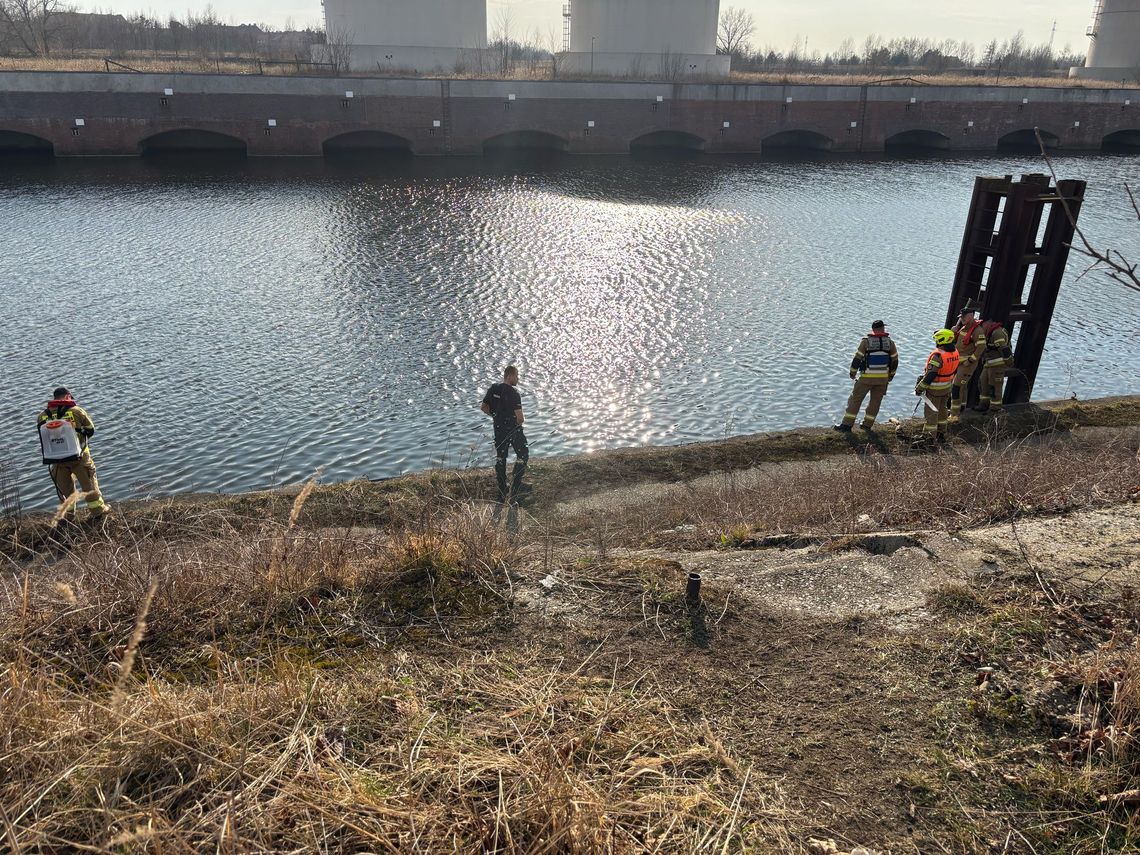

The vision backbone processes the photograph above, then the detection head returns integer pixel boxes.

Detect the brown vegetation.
[1,498,792,851]
[0,51,1118,89]
[2,401,1138,852]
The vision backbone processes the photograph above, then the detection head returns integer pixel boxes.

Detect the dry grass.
[0,498,794,853]
[1,53,1128,89]
[2,413,1139,852]
[0,458,20,521]
[0,53,325,76]
[544,428,1140,550]
[723,69,1117,89]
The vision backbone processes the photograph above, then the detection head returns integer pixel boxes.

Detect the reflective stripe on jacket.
[852,333,899,380]
[955,320,987,362]
[983,323,1014,367]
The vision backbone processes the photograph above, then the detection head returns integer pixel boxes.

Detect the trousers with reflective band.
[50,459,107,515]
[926,349,960,390]
[842,378,888,427]
[923,390,952,433]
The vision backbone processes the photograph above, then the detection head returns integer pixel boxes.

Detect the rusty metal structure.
[947,173,1087,405]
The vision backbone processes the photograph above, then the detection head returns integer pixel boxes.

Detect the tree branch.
[1034,127,1140,293]
[1126,183,1140,222]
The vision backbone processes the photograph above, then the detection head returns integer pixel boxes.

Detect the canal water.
[1,152,1137,509]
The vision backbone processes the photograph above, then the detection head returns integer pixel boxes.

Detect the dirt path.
[507,500,1140,851]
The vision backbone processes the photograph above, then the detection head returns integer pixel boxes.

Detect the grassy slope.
[1,396,1138,853]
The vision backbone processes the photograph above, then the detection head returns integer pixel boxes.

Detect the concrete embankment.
[0,70,1138,157]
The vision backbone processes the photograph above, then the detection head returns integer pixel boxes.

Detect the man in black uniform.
[481,365,529,503]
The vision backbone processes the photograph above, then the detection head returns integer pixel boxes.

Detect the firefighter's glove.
[849,370,857,380]
[915,383,928,396]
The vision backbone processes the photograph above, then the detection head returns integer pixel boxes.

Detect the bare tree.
[657,48,685,81]
[521,26,542,76]
[717,6,754,57]
[491,6,514,76]
[545,25,564,80]
[323,22,354,73]
[835,36,856,66]
[0,0,72,56]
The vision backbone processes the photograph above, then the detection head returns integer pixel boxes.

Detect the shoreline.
[5,394,1137,536]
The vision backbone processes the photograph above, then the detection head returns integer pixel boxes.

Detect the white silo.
[1070,0,1140,82]
[318,0,491,73]
[563,0,730,78]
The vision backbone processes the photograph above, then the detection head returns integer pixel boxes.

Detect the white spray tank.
[40,418,82,464]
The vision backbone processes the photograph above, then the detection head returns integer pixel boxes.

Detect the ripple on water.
[1,153,1138,508]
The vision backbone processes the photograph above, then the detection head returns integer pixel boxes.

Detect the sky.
[91,1,1096,55]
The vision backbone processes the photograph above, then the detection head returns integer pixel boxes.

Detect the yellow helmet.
[933,329,955,346]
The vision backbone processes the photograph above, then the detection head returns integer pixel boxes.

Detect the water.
[1,152,1138,510]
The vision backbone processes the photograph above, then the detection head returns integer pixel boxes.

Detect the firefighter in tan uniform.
[834,320,899,432]
[950,304,987,419]
[915,329,960,445]
[37,387,111,519]
[975,320,1014,413]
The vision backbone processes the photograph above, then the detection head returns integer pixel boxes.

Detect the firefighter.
[915,329,960,445]
[950,303,987,418]
[480,366,529,504]
[975,320,1014,413]
[36,387,111,520]
[834,320,899,432]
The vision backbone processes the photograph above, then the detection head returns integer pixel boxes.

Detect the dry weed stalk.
[111,578,158,709]
[287,471,322,532]
[49,489,81,527]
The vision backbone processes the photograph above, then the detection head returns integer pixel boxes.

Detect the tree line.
[717,6,1085,78]
[0,2,322,60]
[1,0,1088,79]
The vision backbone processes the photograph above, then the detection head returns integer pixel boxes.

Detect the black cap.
[960,301,980,315]
[871,320,886,330]
[53,387,71,399]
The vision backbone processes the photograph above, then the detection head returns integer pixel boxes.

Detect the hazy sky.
[93,1,1096,54]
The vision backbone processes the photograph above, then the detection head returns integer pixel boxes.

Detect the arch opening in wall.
[139,129,248,155]
[323,130,413,156]
[0,130,54,155]
[630,130,707,153]
[1102,129,1140,151]
[762,130,834,153]
[997,128,1059,152]
[884,129,951,152]
[482,131,570,154]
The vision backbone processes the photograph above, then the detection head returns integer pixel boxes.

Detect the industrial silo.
[1070,0,1140,81]
[319,0,490,73]
[563,0,730,78]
